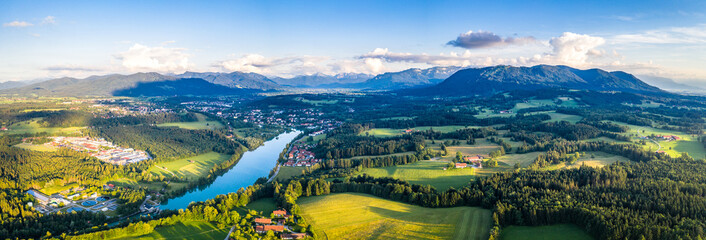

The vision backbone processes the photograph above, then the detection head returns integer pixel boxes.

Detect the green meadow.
[113,221,229,240]
[298,193,492,240]
[357,160,475,190]
[2,119,85,135]
[148,152,232,180]
[157,113,224,130]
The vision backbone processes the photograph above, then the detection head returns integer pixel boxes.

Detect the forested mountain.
[112,78,258,97]
[0,73,177,97]
[353,66,462,90]
[407,65,663,96]
[177,71,281,90]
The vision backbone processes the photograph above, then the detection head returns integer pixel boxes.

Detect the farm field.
[500,224,593,240]
[273,166,305,181]
[2,119,85,135]
[113,220,228,240]
[360,126,483,137]
[148,152,232,180]
[357,160,476,190]
[544,112,583,123]
[298,193,492,240]
[439,138,501,159]
[612,121,706,159]
[542,151,630,171]
[497,152,542,168]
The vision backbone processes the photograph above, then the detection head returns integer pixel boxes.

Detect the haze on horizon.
[1,0,706,85]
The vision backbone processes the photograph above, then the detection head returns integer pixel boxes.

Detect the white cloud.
[359,32,611,70]
[613,24,706,44]
[41,16,55,25]
[216,54,349,77]
[3,21,33,27]
[114,44,191,73]
[546,32,606,65]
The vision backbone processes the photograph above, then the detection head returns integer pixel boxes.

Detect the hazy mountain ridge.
[0,72,177,97]
[353,66,463,90]
[271,73,373,88]
[177,71,280,90]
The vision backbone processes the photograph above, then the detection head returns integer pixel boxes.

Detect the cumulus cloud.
[3,21,33,27]
[114,44,191,73]
[215,54,333,77]
[546,32,606,65]
[447,30,536,49]
[359,32,610,70]
[41,16,55,25]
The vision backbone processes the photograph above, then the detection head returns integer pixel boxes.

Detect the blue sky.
[1,0,706,83]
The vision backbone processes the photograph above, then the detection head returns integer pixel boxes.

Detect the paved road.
[637,129,661,152]
[267,164,280,183]
[224,224,236,240]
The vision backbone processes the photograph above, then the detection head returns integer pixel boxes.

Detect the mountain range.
[408,65,663,96]
[0,65,667,97]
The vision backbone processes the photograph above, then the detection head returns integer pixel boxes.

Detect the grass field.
[13,142,57,151]
[298,193,492,240]
[500,224,593,240]
[443,139,501,157]
[235,198,277,215]
[2,119,85,135]
[148,152,232,180]
[274,166,305,181]
[612,121,706,159]
[497,152,542,168]
[114,220,229,240]
[541,151,630,171]
[357,160,476,190]
[544,112,583,123]
[157,113,224,130]
[360,126,482,137]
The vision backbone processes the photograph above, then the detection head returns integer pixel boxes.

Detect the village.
[249,209,308,239]
[282,142,321,167]
[45,136,151,165]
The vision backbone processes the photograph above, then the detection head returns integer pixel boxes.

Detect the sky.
[1,0,706,84]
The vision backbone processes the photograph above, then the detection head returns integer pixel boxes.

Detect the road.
[224,224,236,240]
[267,164,281,183]
[637,129,661,152]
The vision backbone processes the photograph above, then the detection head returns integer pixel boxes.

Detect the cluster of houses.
[655,135,681,141]
[252,209,307,239]
[455,155,485,169]
[46,137,151,165]
[283,143,321,167]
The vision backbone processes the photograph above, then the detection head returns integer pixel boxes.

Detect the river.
[159,130,300,210]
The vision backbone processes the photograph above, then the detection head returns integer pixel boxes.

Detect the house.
[272,209,287,217]
[255,225,285,233]
[281,233,307,239]
[0,127,7,131]
[254,218,272,225]
[455,163,467,168]
[464,155,484,162]
[27,190,50,204]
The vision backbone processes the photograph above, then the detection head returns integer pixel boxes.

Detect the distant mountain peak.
[405,65,663,96]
